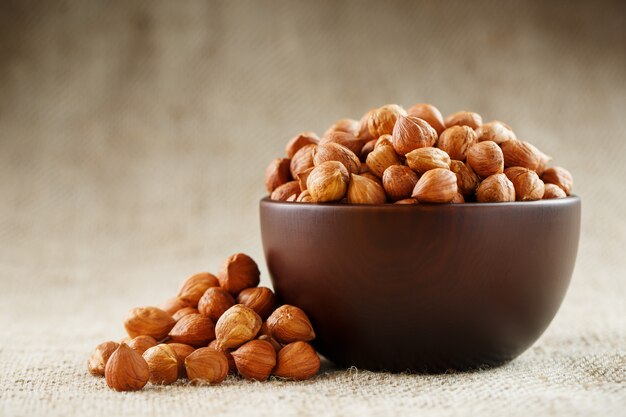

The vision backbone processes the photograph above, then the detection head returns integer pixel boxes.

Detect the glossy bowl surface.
[260,197,581,372]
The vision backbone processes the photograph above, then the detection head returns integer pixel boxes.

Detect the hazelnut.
[382,165,418,201]
[437,126,477,161]
[476,121,516,144]
[394,198,418,205]
[368,104,407,138]
[258,334,282,352]
[391,114,438,155]
[360,139,377,161]
[184,347,229,384]
[168,313,216,347]
[236,287,277,320]
[365,140,401,177]
[160,296,192,315]
[444,110,483,129]
[543,183,567,199]
[270,180,301,201]
[215,304,262,349]
[218,253,260,295]
[504,167,545,201]
[320,129,363,155]
[541,167,573,195]
[405,147,451,174]
[306,161,350,203]
[411,168,458,203]
[127,335,158,355]
[266,305,315,344]
[324,118,359,136]
[198,287,236,322]
[476,173,515,202]
[467,141,504,178]
[296,167,314,192]
[501,140,543,171]
[451,193,465,204]
[87,341,119,376]
[142,344,179,385]
[285,132,319,158]
[290,143,317,178]
[313,142,361,174]
[124,307,175,340]
[231,340,277,381]
[105,343,150,391]
[449,160,480,196]
[273,342,320,381]
[356,108,376,142]
[407,103,446,135]
[265,158,292,193]
[177,272,219,306]
[167,342,195,378]
[208,339,237,373]
[296,190,313,203]
[346,174,387,204]
[172,307,199,322]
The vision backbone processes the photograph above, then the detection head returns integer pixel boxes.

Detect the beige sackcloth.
[0,1,624,416]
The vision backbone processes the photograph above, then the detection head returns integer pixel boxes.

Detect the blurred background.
[1,0,625,361]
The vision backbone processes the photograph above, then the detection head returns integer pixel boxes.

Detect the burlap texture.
[0,1,624,416]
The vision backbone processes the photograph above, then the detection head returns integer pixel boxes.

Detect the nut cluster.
[88,253,320,391]
[265,104,573,204]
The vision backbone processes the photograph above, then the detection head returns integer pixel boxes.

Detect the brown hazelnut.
[306,161,350,203]
[172,307,199,322]
[273,342,320,381]
[476,121,516,144]
[127,335,158,355]
[124,307,175,340]
[365,139,401,177]
[184,347,229,384]
[411,168,458,203]
[270,180,301,201]
[504,167,545,201]
[87,341,119,376]
[382,165,419,201]
[368,104,407,138]
[290,143,317,178]
[105,343,150,391]
[177,272,219,306]
[391,114,438,155]
[543,183,567,199]
[231,339,277,381]
[541,167,573,195]
[198,287,236,322]
[501,140,543,171]
[285,132,319,158]
[407,103,446,135]
[215,304,262,349]
[444,110,483,129]
[449,160,480,196]
[142,344,179,385]
[265,158,292,193]
[323,118,359,137]
[266,305,315,344]
[405,147,451,174]
[356,109,376,142]
[467,141,504,178]
[437,126,477,161]
[168,313,216,347]
[476,173,515,203]
[313,142,361,174]
[217,253,260,295]
[236,287,277,320]
[320,130,364,155]
[347,174,387,204]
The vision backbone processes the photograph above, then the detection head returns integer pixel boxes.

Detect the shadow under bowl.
[260,196,581,373]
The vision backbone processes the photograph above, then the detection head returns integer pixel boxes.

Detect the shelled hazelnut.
[265,103,573,203]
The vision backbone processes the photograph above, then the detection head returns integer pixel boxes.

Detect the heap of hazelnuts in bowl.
[87,253,320,391]
[265,104,573,204]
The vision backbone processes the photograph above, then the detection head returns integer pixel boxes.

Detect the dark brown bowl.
[260,196,581,373]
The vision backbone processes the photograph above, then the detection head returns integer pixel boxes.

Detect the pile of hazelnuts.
[265,104,573,204]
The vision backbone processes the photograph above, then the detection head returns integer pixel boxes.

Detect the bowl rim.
[261,195,580,210]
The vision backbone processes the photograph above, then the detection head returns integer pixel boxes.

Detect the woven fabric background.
[0,1,625,416]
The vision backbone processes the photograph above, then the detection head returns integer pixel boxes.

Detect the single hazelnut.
[319,130,365,156]
[543,183,567,199]
[444,110,483,129]
[313,142,361,174]
[437,126,477,161]
[405,147,451,174]
[394,198,418,204]
[324,118,359,136]
[360,139,377,161]
[168,313,216,347]
[160,297,192,315]
[105,343,150,391]
[504,167,545,201]
[215,304,262,349]
[231,339,277,381]
[347,174,387,204]
[124,307,175,340]
[466,141,504,178]
[285,132,319,158]
[290,143,317,178]
[167,342,195,378]
[198,287,236,322]
[266,305,315,344]
[127,335,158,355]
[365,140,401,177]
[236,287,277,320]
[391,114,438,155]
[407,103,446,135]
[296,190,313,203]
[177,272,219,306]
[451,193,465,204]
[476,173,515,203]
[87,341,119,376]
[208,339,237,374]
[270,180,301,201]
[258,335,282,352]
[273,342,320,381]
[411,168,458,203]
[306,161,350,203]
[368,104,407,138]
[184,347,229,384]
[265,158,292,193]
[218,253,260,295]
[142,344,179,385]
[356,108,376,142]
[500,140,543,171]
[541,167,573,195]
[449,160,480,196]
[382,165,419,201]
[476,121,516,144]
[172,307,199,322]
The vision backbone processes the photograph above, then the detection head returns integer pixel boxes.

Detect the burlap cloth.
[0,1,624,416]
